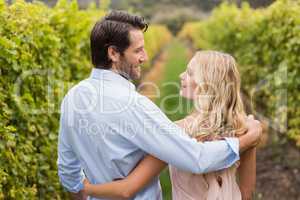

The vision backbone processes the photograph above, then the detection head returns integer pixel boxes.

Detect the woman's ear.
[107,46,120,63]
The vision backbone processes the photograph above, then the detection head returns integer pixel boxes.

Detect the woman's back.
[169,162,241,200]
[170,115,242,200]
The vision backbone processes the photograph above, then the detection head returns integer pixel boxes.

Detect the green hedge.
[179,0,300,146]
[0,0,105,198]
[0,0,171,198]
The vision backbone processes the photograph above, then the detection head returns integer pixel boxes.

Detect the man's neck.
[110,68,130,80]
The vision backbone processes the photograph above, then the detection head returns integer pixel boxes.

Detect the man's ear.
[107,46,120,62]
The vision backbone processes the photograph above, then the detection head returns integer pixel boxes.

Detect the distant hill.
[111,0,275,15]
[15,0,274,34]
[16,0,275,11]
[111,0,275,34]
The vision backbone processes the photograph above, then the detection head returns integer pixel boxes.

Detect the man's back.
[58,69,162,199]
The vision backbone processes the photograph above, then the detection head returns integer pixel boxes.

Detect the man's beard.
[117,59,141,80]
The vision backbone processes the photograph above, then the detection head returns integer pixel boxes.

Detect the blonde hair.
[187,50,247,138]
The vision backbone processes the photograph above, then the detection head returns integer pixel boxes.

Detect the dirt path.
[255,140,300,200]
[138,51,168,101]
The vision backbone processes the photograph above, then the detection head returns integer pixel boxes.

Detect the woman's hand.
[82,178,91,196]
[70,185,88,200]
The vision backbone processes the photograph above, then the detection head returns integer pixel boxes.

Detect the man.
[57,11,262,199]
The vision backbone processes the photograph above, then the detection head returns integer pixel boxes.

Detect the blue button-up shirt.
[57,68,240,200]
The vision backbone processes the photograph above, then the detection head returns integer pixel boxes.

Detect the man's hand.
[239,115,262,153]
[69,188,88,200]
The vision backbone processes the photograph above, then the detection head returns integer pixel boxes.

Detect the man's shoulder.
[62,79,90,100]
[60,78,105,110]
[61,79,147,112]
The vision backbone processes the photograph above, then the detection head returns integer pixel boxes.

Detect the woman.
[82,50,256,200]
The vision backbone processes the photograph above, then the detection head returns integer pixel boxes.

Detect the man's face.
[117,29,148,80]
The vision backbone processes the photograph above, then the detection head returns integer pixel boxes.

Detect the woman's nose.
[179,72,185,80]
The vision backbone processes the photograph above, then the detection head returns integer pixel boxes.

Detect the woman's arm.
[83,155,167,199]
[238,147,256,200]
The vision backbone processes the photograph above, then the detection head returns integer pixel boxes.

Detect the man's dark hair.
[90,10,148,69]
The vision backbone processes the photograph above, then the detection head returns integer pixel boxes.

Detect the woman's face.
[179,57,198,99]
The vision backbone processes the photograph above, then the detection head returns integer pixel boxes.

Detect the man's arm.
[182,115,262,154]
[57,102,85,199]
[57,127,86,199]
[123,95,261,174]
[81,118,260,199]
[69,191,87,200]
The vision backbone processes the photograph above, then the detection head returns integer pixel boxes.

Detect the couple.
[57,10,261,200]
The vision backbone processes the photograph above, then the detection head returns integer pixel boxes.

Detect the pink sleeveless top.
[169,162,241,200]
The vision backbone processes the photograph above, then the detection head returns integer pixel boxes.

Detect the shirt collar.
[89,68,136,91]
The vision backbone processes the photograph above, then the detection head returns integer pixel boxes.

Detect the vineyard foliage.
[144,25,172,68]
[179,0,300,146]
[0,0,171,198]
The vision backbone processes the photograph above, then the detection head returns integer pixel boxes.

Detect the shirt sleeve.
[122,95,240,174]
[57,101,85,193]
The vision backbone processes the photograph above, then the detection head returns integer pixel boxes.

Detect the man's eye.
[135,48,144,53]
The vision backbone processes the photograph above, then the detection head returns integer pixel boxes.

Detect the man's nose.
[140,51,148,63]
